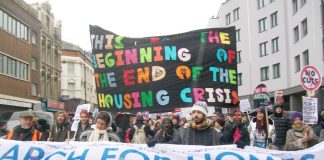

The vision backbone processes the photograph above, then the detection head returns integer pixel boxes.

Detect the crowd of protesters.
[1,101,324,151]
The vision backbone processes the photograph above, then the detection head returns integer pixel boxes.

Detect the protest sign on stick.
[302,96,318,125]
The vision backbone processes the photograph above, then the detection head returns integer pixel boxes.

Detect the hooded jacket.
[270,107,291,145]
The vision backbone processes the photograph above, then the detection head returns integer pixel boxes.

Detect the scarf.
[292,125,306,132]
[88,128,109,142]
[233,127,241,144]
[189,118,213,130]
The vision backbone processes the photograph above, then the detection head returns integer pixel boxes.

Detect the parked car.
[0,110,54,130]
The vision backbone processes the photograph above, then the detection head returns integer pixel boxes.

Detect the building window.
[235,29,241,42]
[302,50,309,66]
[31,32,37,45]
[301,0,306,8]
[32,58,36,70]
[301,18,307,37]
[68,83,75,98]
[31,83,37,96]
[42,37,46,61]
[237,73,242,86]
[295,55,300,72]
[293,26,299,43]
[237,51,242,63]
[233,8,240,21]
[0,53,28,80]
[271,37,279,53]
[260,67,269,81]
[273,63,280,78]
[270,12,278,28]
[226,13,231,25]
[259,41,267,57]
[0,9,29,42]
[258,0,265,9]
[68,63,74,74]
[47,41,51,64]
[293,0,298,14]
[0,10,3,28]
[258,17,267,33]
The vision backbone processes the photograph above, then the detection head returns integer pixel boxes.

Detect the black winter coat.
[270,114,291,145]
[222,121,250,147]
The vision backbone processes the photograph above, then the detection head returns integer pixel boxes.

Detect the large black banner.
[90,25,238,112]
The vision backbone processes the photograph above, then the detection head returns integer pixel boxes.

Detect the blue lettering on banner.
[44,151,67,160]
[1,144,19,160]
[216,152,244,160]
[301,154,315,160]
[67,149,89,160]
[101,148,118,160]
[24,147,45,160]
[119,149,149,160]
[154,155,171,160]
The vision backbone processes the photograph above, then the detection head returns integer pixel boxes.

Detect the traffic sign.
[300,65,322,91]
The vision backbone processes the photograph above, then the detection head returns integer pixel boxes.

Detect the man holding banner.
[149,101,222,146]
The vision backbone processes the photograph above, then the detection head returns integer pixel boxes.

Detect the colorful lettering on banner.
[90,25,238,112]
[0,140,323,160]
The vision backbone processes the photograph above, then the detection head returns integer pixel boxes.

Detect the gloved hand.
[147,140,157,147]
[236,140,246,149]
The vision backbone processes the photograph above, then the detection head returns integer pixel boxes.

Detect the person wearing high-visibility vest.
[6,111,42,141]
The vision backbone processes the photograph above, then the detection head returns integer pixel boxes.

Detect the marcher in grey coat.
[286,112,318,151]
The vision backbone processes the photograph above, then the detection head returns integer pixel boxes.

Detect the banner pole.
[264,105,270,148]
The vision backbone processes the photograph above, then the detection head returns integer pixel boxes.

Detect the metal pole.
[84,53,87,104]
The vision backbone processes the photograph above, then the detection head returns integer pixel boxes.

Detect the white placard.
[239,99,251,112]
[302,96,318,124]
[221,108,228,114]
[71,104,91,131]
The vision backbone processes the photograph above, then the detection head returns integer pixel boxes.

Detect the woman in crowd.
[248,107,275,148]
[285,112,318,151]
[80,111,120,142]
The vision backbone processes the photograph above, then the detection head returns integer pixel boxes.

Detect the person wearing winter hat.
[269,103,291,150]
[148,101,221,147]
[285,112,318,151]
[223,109,250,148]
[80,111,119,142]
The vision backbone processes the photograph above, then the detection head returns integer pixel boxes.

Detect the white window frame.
[295,55,300,72]
[270,12,278,28]
[259,41,268,57]
[233,8,240,21]
[226,13,231,25]
[302,50,309,66]
[258,17,267,33]
[261,67,269,81]
[301,18,307,37]
[271,37,279,53]
[273,63,280,78]
[293,26,299,43]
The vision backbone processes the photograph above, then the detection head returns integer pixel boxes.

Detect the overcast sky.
[25,0,224,51]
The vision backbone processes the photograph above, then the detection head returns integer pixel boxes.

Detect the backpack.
[131,125,148,144]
